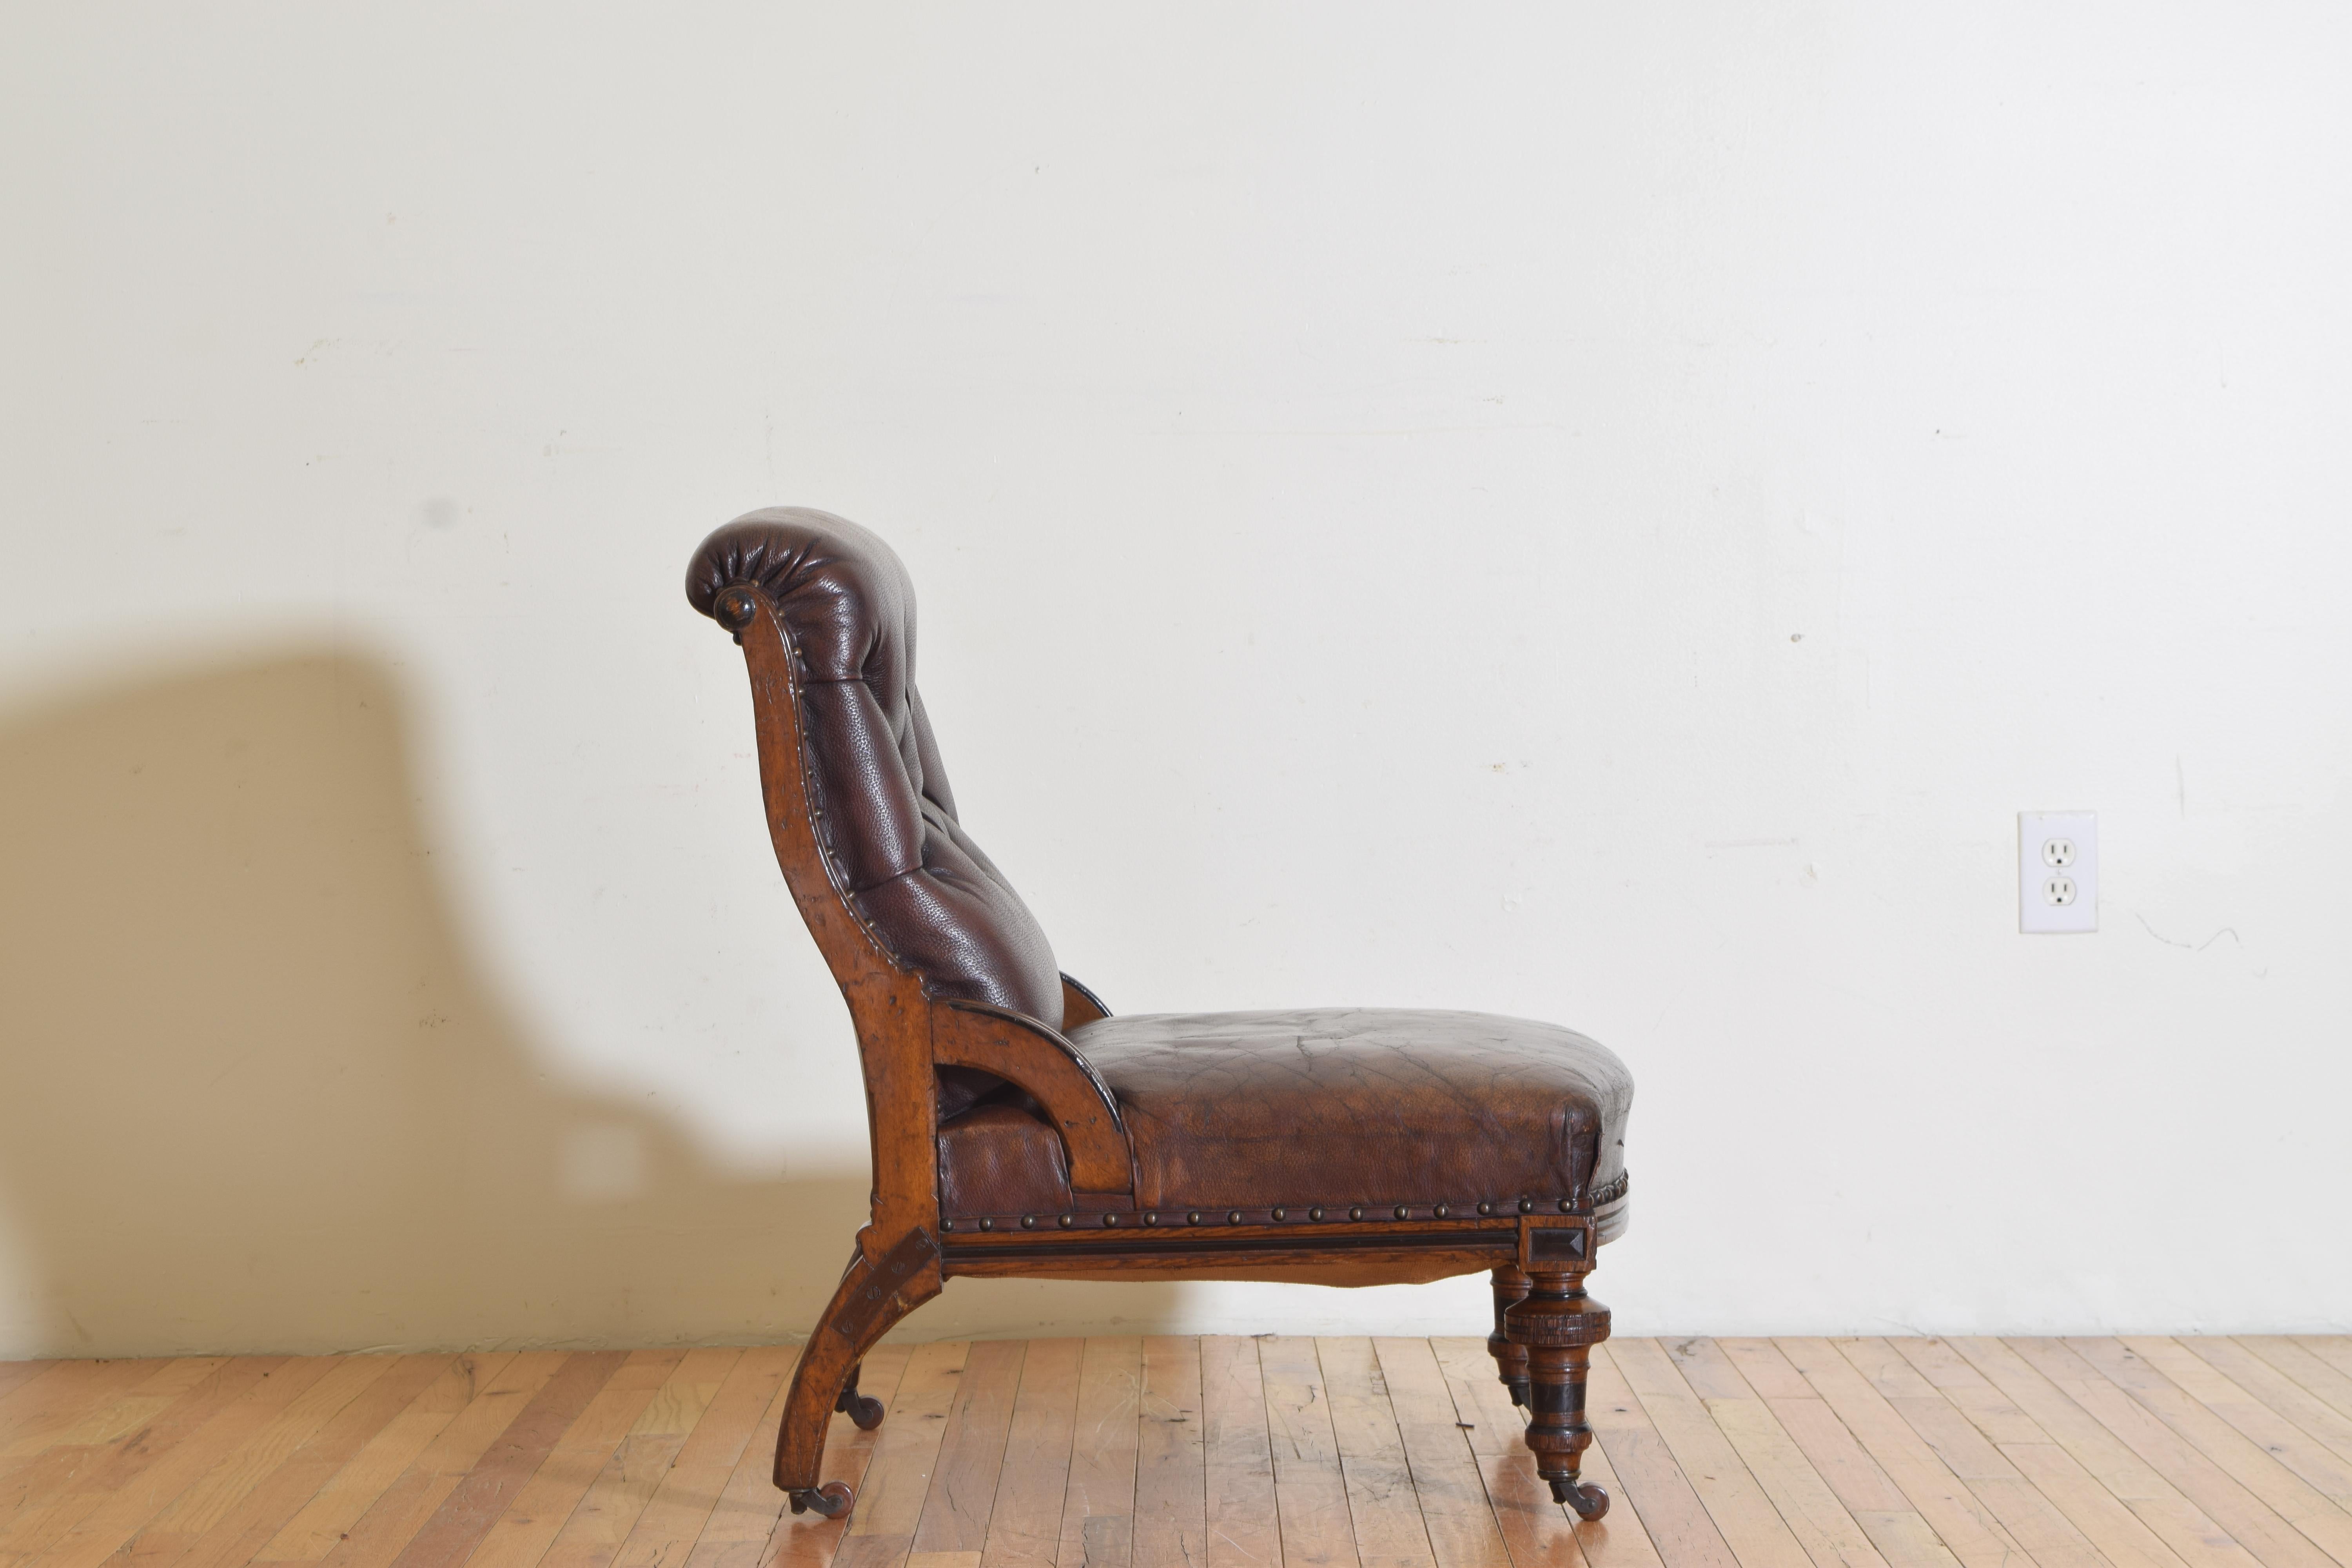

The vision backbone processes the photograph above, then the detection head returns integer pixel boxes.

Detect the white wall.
[4,3,2347,1359]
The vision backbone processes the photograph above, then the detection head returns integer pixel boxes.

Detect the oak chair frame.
[708,581,1624,1521]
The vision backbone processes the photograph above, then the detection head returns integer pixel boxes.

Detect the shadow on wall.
[0,651,1182,1358]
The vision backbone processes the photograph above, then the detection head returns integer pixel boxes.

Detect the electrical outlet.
[2019,811,2097,933]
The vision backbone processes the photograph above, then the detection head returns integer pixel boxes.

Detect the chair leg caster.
[1552,1477,1610,1520]
[834,1368,886,1431]
[788,1482,855,1518]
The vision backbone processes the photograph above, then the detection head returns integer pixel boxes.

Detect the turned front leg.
[1504,1254,1612,1520]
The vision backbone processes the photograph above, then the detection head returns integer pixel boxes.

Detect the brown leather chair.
[686,509,1633,1521]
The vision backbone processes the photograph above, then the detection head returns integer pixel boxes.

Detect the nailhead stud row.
[944,1196,1584,1232]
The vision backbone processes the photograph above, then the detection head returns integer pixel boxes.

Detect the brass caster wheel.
[1551,1478,1609,1521]
[788,1482,855,1518]
[838,1392,885,1430]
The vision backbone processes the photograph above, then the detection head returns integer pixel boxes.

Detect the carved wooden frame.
[713,583,1615,1521]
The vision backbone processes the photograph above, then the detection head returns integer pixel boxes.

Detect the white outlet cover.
[2019,811,2098,933]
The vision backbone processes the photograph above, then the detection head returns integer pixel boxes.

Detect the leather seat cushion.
[934,1007,1630,1222]
[936,1011,1637,1222]
[1073,1009,1630,1212]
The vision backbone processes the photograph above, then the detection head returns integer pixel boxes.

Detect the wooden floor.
[3,1338,2351,1568]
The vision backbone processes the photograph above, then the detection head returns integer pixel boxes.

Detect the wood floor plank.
[1370,1337,1508,1568]
[1665,1338,1891,1568]
[764,1343,916,1568]
[839,1339,974,1568]
[1054,1337,1144,1568]
[1713,1338,1961,1568]
[138,1356,459,1568]
[0,1360,162,1459]
[83,1354,421,1568]
[668,1345,804,1568]
[311,1351,568,1568]
[913,1339,1027,1556]
[1613,1338,1817,1568]
[976,1339,1082,1568]
[458,1348,690,1568]
[1773,1339,2034,1568]
[2238,1341,2352,1428]
[44,1361,230,1456]
[2062,1338,2352,1565]
[1428,1336,1611,1568]
[0,1358,283,1563]
[598,1345,794,1568]
[1828,1339,2112,1568]
[1319,1338,1439,1568]
[1132,1338,1207,1568]
[254,1353,519,1565]
[2294,1342,2352,1395]
[1586,1343,1742,1568]
[1201,1335,1280,1568]
[1943,1338,2267,1568]
[1887,1340,2193,1568]
[16,1336,2348,1568]
[96,1355,413,1568]
[2134,1340,2352,1492]
[1260,1336,1361,1568]
[0,1363,52,1411]
[377,1351,626,1568]
[2002,1339,2343,1568]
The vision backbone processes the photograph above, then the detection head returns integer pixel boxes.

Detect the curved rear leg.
[1488,1265,1532,1406]
[776,1228,941,1515]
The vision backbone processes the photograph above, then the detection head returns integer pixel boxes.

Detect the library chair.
[685,508,1634,1521]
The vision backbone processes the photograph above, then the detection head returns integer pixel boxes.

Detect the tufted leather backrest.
[686,509,1065,1036]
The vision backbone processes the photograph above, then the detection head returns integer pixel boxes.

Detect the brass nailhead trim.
[949,1198,1592,1230]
